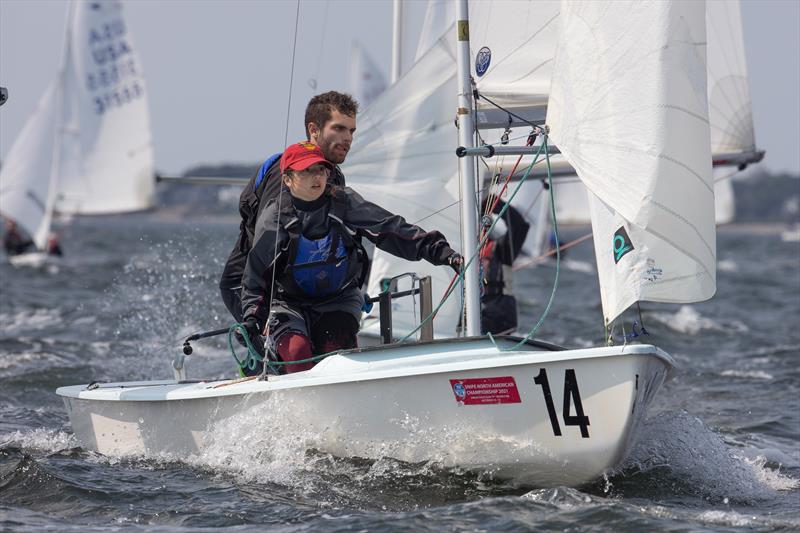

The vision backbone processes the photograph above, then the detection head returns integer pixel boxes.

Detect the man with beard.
[219,92,358,324]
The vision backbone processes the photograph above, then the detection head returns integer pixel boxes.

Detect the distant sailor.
[240,142,463,375]
[219,91,359,326]
[478,199,529,335]
[46,233,64,257]
[2,219,35,256]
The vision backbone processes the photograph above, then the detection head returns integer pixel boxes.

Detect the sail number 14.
[533,368,590,438]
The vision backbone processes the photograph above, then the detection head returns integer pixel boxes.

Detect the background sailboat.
[0,0,154,254]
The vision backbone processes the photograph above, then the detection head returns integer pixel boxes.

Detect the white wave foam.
[624,411,792,502]
[720,369,774,380]
[742,455,800,492]
[648,305,749,335]
[0,309,63,334]
[2,427,78,452]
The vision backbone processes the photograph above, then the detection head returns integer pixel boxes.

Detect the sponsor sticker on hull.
[449,376,521,405]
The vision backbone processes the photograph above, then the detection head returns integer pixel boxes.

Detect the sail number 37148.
[533,368,591,438]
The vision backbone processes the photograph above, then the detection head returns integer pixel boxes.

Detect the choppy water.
[1,214,798,531]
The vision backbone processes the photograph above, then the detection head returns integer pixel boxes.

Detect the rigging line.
[409,181,497,227]
[282,0,302,147]
[259,0,301,378]
[512,232,593,272]
[476,93,540,130]
[499,135,561,352]
[308,0,330,89]
[397,141,547,343]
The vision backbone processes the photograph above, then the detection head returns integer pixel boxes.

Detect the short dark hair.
[304,91,359,140]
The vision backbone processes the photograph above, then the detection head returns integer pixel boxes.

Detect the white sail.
[0,84,60,249]
[349,0,564,337]
[470,0,560,108]
[347,24,462,339]
[707,0,755,158]
[54,0,154,214]
[2,0,154,236]
[474,0,753,228]
[348,40,387,109]
[548,0,715,324]
[414,0,455,63]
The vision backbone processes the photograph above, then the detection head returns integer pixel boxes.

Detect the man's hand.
[242,316,262,341]
[447,253,464,275]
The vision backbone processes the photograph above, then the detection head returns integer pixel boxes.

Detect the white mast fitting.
[455,0,481,336]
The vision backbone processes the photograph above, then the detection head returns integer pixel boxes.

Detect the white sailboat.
[56,0,713,487]
[0,0,154,262]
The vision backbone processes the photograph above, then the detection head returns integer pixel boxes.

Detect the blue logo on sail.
[475,47,491,77]
[613,227,634,264]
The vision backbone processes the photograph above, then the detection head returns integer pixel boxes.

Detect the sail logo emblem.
[613,226,634,264]
[475,47,491,77]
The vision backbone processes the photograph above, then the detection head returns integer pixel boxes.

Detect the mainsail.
[0,0,154,248]
[547,0,715,324]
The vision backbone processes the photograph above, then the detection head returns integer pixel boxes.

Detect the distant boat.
[0,0,154,254]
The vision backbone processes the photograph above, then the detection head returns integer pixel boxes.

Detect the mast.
[391,0,403,83]
[38,0,74,250]
[455,0,481,336]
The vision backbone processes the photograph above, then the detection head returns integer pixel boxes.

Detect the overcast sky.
[1,0,798,177]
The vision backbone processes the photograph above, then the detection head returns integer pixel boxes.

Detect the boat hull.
[58,339,672,486]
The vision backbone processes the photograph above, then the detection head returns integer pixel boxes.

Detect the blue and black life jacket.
[278,193,368,300]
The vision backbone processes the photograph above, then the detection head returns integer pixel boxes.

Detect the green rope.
[490,135,561,352]
[227,323,264,377]
[228,322,338,375]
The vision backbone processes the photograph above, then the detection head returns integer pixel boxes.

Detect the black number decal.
[534,368,561,436]
[563,369,590,438]
[534,368,591,438]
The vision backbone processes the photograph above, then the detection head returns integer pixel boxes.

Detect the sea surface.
[1,213,798,531]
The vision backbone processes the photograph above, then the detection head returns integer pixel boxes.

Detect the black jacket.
[241,186,458,327]
[218,154,345,321]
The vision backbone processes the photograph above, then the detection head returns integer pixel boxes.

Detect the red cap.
[280,142,332,173]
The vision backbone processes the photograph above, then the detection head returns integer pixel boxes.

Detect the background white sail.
[547,0,715,324]
[348,0,564,338]
[1,0,154,246]
[470,0,560,108]
[708,0,757,224]
[54,0,154,215]
[0,85,59,249]
[707,0,756,160]
[349,40,387,109]
[347,25,462,339]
